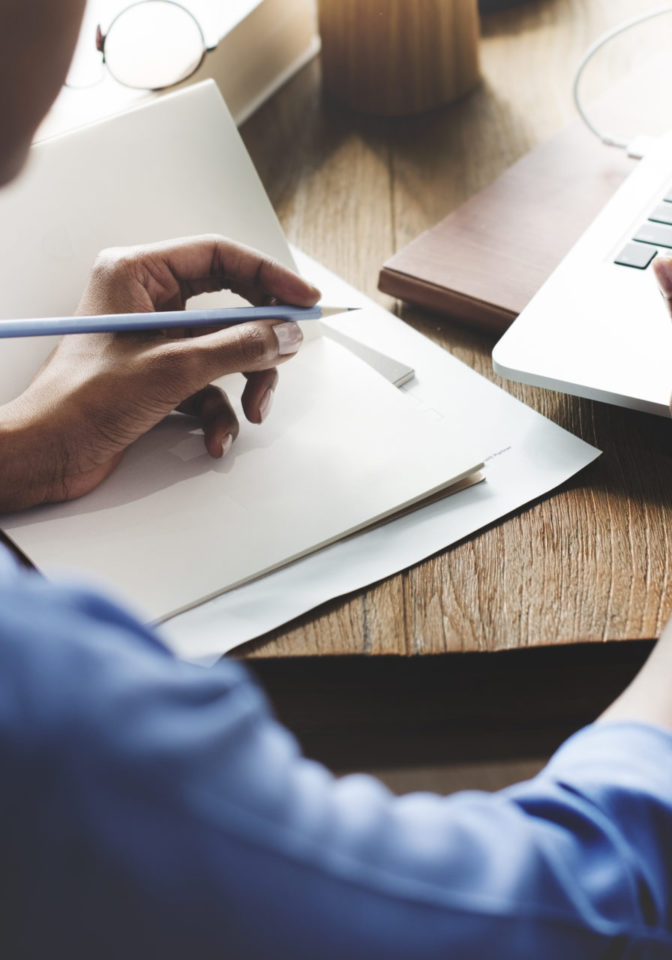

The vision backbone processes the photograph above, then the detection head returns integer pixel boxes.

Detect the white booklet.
[0,82,484,621]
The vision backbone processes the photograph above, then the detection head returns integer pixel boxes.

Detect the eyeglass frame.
[94,0,217,92]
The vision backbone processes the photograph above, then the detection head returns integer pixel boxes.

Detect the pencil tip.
[318,305,362,318]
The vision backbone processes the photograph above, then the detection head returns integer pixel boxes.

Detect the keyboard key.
[649,202,672,226]
[614,242,657,269]
[663,189,672,203]
[633,222,672,248]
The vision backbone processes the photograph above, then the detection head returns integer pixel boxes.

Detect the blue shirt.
[1,546,671,958]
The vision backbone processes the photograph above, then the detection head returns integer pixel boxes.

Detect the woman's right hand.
[0,235,321,512]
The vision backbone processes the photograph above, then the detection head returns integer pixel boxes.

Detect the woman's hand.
[0,235,320,511]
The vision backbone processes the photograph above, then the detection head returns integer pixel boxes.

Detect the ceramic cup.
[318,0,481,116]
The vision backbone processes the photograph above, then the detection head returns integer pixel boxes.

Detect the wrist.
[0,402,51,512]
[599,634,672,729]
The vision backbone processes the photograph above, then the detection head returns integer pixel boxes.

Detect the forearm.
[4,557,672,958]
[600,620,672,728]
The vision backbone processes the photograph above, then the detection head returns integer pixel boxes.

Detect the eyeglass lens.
[104,1,206,90]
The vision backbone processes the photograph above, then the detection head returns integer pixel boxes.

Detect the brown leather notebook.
[378,121,637,332]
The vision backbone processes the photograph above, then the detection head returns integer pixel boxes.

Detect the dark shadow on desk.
[246,640,652,772]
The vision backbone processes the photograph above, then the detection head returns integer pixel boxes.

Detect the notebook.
[378,118,636,332]
[0,82,484,621]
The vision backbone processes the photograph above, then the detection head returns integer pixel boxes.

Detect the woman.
[2,2,672,957]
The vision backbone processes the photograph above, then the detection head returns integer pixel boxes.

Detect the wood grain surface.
[238,0,672,660]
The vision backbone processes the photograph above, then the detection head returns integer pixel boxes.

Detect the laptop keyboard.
[615,188,672,269]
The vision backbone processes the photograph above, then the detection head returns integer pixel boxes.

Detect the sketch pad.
[2,335,482,620]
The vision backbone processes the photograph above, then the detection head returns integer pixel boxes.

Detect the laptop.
[492,131,672,418]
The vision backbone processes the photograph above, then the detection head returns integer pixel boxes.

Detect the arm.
[0,235,319,511]
[600,618,672,727]
[2,549,672,959]
[604,264,672,725]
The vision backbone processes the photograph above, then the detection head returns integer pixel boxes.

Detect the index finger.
[133,234,322,307]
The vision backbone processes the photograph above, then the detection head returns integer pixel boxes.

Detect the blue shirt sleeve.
[1,548,672,959]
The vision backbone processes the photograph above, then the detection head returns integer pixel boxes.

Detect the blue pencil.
[0,304,358,338]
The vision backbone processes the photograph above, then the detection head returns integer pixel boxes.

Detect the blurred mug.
[318,0,481,116]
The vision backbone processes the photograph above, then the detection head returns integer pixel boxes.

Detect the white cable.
[573,5,672,149]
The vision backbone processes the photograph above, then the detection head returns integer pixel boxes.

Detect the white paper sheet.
[159,251,601,663]
[1,332,483,622]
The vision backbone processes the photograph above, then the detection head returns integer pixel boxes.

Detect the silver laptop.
[492,132,672,418]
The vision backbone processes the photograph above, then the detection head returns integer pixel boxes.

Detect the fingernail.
[221,433,233,457]
[273,321,303,355]
[653,256,672,298]
[259,387,274,422]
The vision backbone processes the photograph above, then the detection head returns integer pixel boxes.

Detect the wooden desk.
[236,0,672,783]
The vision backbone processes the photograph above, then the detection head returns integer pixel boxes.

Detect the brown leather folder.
[378,121,637,332]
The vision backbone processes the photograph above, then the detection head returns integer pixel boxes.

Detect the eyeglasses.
[74,1,215,91]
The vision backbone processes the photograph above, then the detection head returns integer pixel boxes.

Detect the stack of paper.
[1,335,483,621]
[164,251,599,661]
